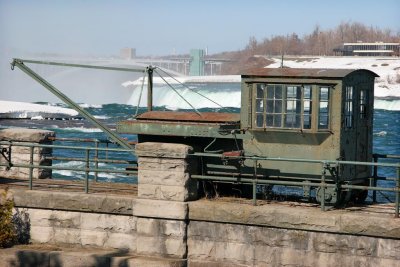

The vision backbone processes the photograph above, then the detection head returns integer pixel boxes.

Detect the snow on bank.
[266,56,400,98]
[0,101,79,119]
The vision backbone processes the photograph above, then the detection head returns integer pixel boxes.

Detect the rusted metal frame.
[136,111,240,123]
[11,59,135,152]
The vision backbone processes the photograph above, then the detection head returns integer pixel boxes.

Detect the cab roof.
[242,68,379,79]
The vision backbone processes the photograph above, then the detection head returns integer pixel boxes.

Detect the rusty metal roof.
[136,111,240,123]
[242,68,379,79]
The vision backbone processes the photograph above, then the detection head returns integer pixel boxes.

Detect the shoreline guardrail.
[191,152,400,217]
[0,139,138,193]
[1,140,399,216]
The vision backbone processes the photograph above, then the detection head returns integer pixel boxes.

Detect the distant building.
[189,49,205,76]
[120,48,136,59]
[333,42,400,56]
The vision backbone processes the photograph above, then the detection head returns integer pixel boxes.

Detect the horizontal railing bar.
[193,153,400,168]
[0,141,135,153]
[46,156,134,164]
[49,137,111,143]
[0,162,137,175]
[191,174,400,193]
[374,153,400,159]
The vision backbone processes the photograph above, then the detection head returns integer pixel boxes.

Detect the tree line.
[217,22,399,74]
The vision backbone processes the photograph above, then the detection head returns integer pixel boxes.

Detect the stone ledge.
[11,189,135,215]
[188,200,400,239]
[0,128,55,143]
[133,199,188,220]
[135,142,193,159]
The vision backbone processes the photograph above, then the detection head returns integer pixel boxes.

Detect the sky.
[1,0,399,57]
[0,0,399,104]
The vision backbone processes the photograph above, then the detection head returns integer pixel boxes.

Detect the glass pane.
[285,114,295,127]
[266,115,273,126]
[287,86,296,98]
[256,114,263,127]
[304,86,311,99]
[274,115,282,127]
[275,85,282,99]
[256,99,263,112]
[266,100,274,113]
[320,87,329,100]
[295,115,301,128]
[286,100,296,112]
[303,114,311,129]
[304,101,310,112]
[267,85,274,99]
[319,102,328,111]
[275,100,282,113]
[319,115,329,129]
[257,84,265,98]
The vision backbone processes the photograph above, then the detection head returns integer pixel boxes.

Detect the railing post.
[94,141,99,182]
[395,166,400,218]
[29,146,34,190]
[320,163,327,211]
[85,148,90,193]
[253,160,257,206]
[372,154,378,203]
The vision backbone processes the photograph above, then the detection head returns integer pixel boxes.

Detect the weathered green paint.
[239,69,378,181]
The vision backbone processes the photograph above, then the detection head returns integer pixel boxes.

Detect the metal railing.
[0,139,137,193]
[1,139,399,216]
[191,152,400,217]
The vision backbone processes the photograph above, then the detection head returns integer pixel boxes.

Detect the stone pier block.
[0,128,54,179]
[135,142,198,202]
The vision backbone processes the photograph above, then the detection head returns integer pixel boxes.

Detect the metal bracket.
[0,145,12,170]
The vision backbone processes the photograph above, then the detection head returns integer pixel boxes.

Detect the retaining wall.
[3,142,400,266]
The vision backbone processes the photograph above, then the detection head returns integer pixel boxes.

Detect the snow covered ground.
[0,101,79,119]
[266,56,400,99]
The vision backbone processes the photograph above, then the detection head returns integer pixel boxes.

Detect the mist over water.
[127,82,242,109]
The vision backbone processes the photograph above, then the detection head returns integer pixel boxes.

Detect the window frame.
[252,83,322,131]
[317,86,331,130]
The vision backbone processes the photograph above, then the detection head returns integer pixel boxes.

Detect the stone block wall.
[27,208,137,251]
[0,128,54,179]
[187,221,400,267]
